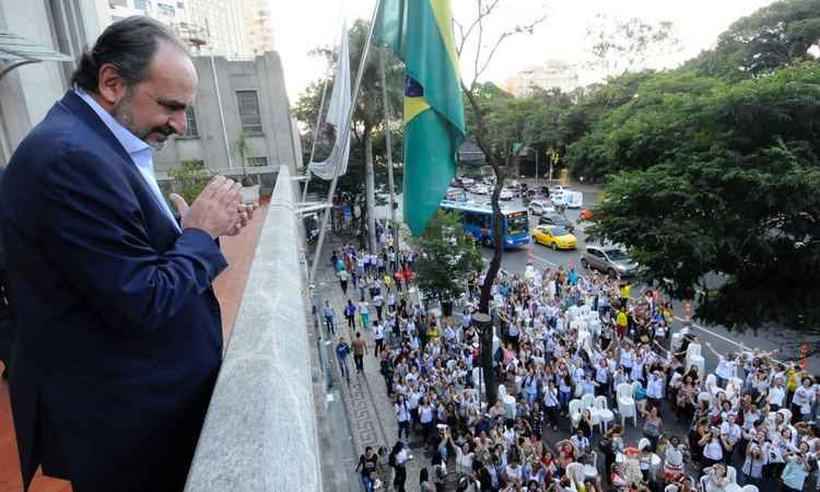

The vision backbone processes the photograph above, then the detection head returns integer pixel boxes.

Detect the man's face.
[113,42,197,150]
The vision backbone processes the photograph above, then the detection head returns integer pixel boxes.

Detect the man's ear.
[96,63,128,106]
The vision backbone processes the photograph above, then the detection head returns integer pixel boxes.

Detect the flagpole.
[310,0,383,284]
[302,76,330,203]
[380,48,400,258]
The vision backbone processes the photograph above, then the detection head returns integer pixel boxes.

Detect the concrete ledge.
[185,165,322,491]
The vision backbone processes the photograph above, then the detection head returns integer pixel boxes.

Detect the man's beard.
[113,92,174,151]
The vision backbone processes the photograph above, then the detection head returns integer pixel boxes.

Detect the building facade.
[106,0,273,60]
[154,52,300,179]
[503,59,581,97]
[0,0,107,165]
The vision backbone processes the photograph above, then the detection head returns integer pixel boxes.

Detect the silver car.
[581,245,639,278]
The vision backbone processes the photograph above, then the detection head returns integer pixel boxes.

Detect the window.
[156,2,175,15]
[133,0,147,9]
[109,0,127,7]
[247,157,268,167]
[236,90,262,133]
[184,107,198,137]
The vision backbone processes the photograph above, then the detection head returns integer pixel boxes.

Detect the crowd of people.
[328,238,819,492]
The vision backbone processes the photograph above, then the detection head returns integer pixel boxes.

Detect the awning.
[0,31,73,79]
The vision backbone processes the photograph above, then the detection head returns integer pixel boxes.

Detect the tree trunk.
[365,130,377,253]
[473,311,495,407]
[475,168,505,407]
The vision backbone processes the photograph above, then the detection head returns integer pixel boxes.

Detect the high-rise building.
[503,60,581,97]
[104,0,273,59]
[242,0,275,56]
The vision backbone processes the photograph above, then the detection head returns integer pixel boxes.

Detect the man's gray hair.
[71,16,188,93]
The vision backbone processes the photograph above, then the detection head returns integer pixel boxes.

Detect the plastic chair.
[705,374,718,393]
[569,399,583,429]
[594,395,615,432]
[687,355,705,377]
[581,393,595,410]
[726,466,737,486]
[616,382,637,427]
[566,462,586,485]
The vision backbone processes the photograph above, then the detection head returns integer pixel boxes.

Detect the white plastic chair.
[705,374,718,394]
[726,466,737,486]
[581,393,595,410]
[594,395,615,432]
[498,384,507,399]
[687,355,705,377]
[566,462,586,485]
[616,382,637,427]
[569,399,583,429]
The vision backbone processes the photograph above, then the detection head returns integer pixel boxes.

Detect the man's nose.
[169,110,187,135]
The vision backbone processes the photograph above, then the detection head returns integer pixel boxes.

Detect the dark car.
[538,213,575,233]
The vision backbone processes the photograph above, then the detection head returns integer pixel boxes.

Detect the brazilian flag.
[375,0,466,236]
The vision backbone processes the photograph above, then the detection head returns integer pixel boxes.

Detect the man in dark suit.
[0,165,9,380]
[0,17,254,492]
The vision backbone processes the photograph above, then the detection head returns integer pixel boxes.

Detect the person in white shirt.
[792,376,816,422]
[373,321,385,357]
[768,376,787,410]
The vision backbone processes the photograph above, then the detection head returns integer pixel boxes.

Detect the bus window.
[505,212,528,236]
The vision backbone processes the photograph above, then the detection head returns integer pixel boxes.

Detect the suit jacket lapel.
[58,92,181,238]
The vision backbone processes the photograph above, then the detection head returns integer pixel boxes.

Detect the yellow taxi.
[532,225,577,250]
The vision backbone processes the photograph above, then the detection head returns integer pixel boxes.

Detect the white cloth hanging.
[308,22,352,180]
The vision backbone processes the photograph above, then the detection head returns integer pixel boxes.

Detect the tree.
[414,211,484,316]
[589,62,820,336]
[455,0,548,406]
[688,0,820,80]
[168,160,210,204]
[585,14,681,78]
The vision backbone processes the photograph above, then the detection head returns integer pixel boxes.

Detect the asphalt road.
[471,187,820,375]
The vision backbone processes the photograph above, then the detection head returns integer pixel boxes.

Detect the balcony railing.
[184,165,322,491]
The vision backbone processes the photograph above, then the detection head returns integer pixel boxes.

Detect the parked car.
[470,184,489,195]
[580,245,639,278]
[528,200,555,216]
[500,188,515,201]
[460,177,475,187]
[538,213,575,233]
[532,225,577,250]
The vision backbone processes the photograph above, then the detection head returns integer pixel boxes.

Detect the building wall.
[0,0,104,165]
[154,52,300,177]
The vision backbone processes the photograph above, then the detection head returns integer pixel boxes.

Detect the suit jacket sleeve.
[40,147,228,334]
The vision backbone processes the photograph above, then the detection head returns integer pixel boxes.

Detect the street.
[472,185,820,374]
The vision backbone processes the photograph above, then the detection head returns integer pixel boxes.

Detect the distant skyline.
[272,0,779,102]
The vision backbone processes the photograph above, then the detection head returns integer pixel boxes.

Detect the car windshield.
[605,249,630,261]
[551,227,569,236]
[506,213,528,235]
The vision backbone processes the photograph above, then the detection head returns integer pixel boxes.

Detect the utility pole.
[365,132,377,253]
[535,149,539,190]
[380,48,399,255]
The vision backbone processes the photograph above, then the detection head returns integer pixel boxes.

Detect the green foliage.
[588,62,820,330]
[687,0,820,80]
[168,160,211,205]
[414,210,484,303]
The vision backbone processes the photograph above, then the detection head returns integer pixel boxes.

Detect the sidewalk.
[314,238,427,492]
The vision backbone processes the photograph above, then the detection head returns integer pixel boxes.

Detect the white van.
[565,190,583,209]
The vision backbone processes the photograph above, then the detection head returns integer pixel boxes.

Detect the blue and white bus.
[440,200,530,249]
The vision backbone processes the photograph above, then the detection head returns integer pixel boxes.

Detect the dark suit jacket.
[0,91,227,492]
